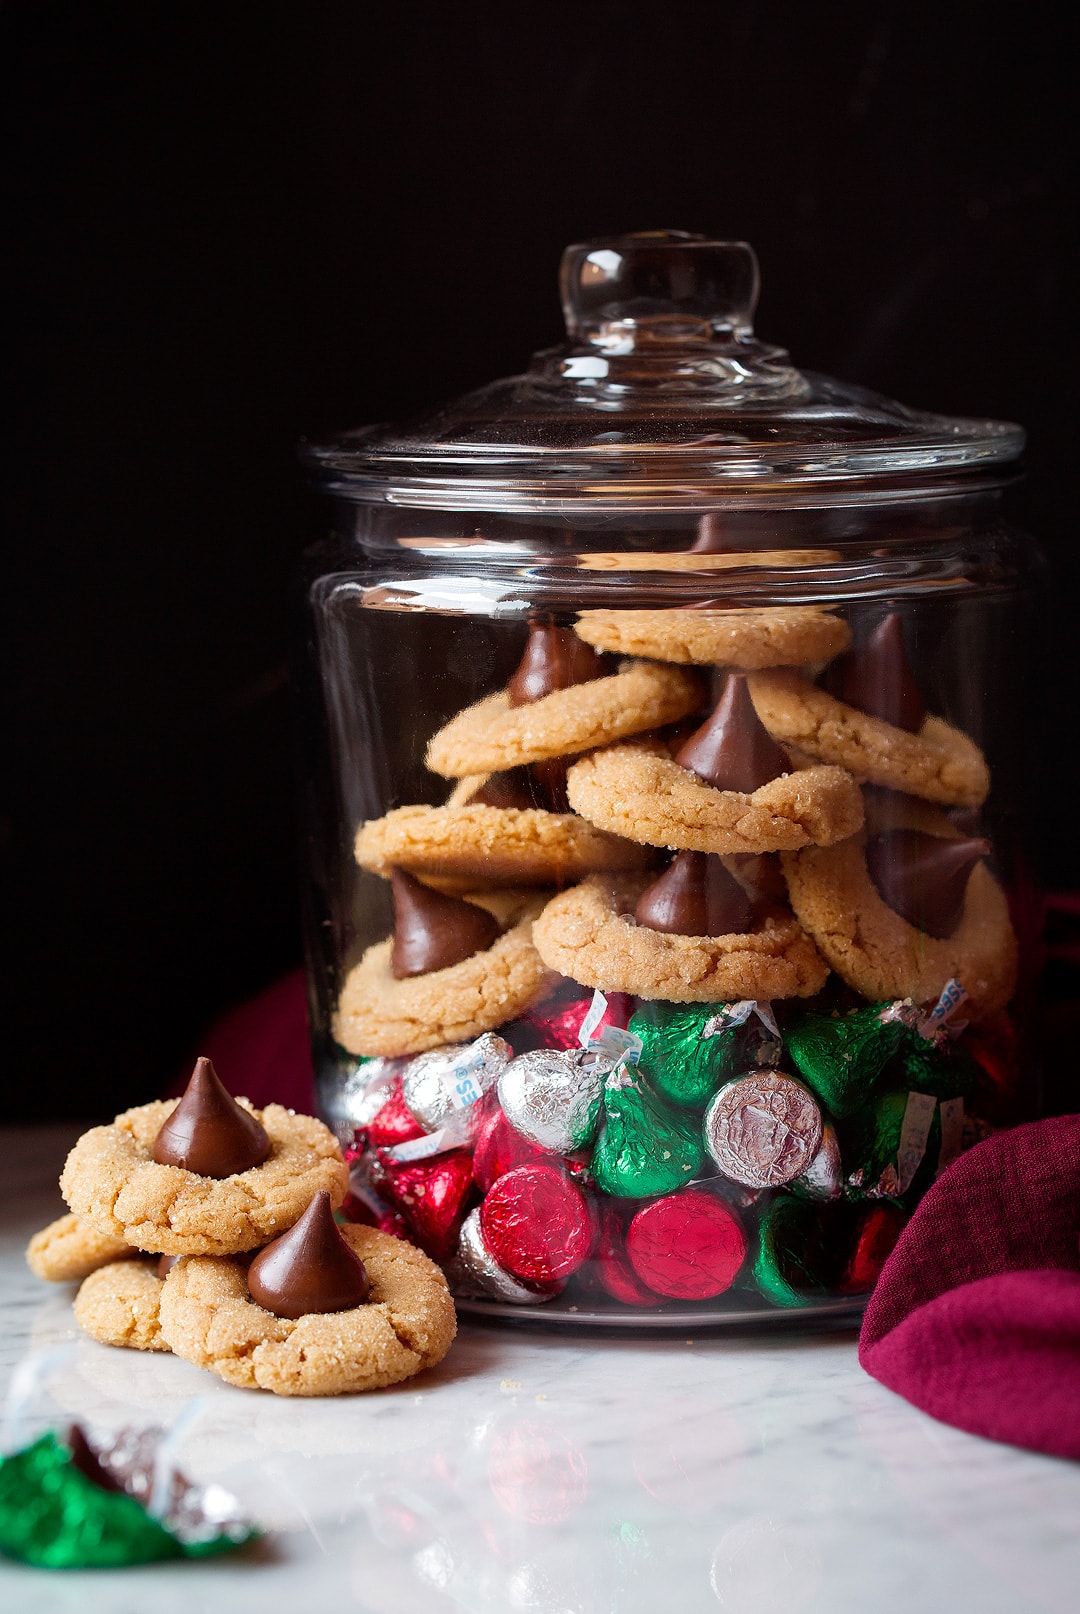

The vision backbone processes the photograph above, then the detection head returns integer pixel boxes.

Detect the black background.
[3,2,1075,1122]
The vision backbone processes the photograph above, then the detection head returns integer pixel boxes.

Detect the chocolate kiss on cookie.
[507,620,613,707]
[635,851,756,937]
[152,1056,270,1176]
[247,1190,370,1319]
[469,760,570,813]
[826,613,927,733]
[674,673,789,792]
[865,828,991,939]
[390,867,499,977]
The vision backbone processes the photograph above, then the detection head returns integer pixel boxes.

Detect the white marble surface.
[2,1125,1079,1614]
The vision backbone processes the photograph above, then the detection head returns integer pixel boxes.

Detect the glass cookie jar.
[298,231,1041,1327]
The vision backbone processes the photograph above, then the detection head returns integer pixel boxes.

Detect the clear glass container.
[298,232,1041,1327]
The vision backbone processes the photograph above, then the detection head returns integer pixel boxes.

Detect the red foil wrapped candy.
[593,1202,664,1307]
[626,1190,748,1300]
[365,1075,428,1148]
[376,1147,475,1260]
[473,1105,549,1194]
[480,1163,595,1286]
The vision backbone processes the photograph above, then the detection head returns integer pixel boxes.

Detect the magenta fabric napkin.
[859,1115,1080,1458]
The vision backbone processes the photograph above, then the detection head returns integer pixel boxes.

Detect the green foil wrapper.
[753,1198,848,1308]
[630,1001,778,1109]
[0,1432,258,1569]
[839,1089,943,1200]
[590,1064,705,1197]
[897,1033,978,1100]
[0,1433,179,1568]
[785,1002,912,1118]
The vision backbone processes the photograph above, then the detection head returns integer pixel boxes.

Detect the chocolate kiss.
[827,613,927,733]
[152,1057,270,1177]
[674,674,789,792]
[865,828,990,938]
[689,513,733,552]
[247,1191,370,1319]
[390,867,499,978]
[157,1254,182,1278]
[507,621,611,707]
[469,766,538,809]
[635,851,756,937]
[65,1425,121,1493]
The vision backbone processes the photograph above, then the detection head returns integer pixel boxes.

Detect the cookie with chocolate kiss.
[507,620,613,707]
[824,612,927,734]
[865,828,990,939]
[152,1057,270,1177]
[247,1191,370,1319]
[635,852,757,937]
[674,674,790,792]
[390,868,499,977]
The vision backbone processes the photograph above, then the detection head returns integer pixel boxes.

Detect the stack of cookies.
[28,1058,456,1394]
[332,603,1018,1311]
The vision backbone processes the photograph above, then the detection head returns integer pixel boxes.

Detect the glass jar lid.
[304,231,1023,512]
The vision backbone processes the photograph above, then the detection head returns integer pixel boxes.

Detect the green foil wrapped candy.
[590,1063,705,1198]
[0,1432,179,1568]
[898,1033,978,1100]
[839,1089,942,1200]
[785,1001,914,1118]
[630,1000,780,1109]
[753,1198,849,1309]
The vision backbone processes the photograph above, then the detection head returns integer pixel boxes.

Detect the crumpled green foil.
[0,1432,256,1569]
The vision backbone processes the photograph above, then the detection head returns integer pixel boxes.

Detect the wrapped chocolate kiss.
[839,1089,940,1200]
[631,999,781,1109]
[374,1147,476,1260]
[703,1070,823,1190]
[497,1047,606,1155]
[401,1033,512,1131]
[785,1000,917,1118]
[590,1063,705,1198]
[446,1206,560,1305]
[753,1197,848,1309]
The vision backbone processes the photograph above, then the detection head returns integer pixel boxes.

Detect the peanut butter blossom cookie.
[573,604,851,668]
[781,791,1017,1019]
[745,616,989,807]
[333,872,553,1056]
[26,1213,135,1283]
[158,1192,456,1396]
[425,621,703,777]
[566,674,863,855]
[532,863,828,1002]
[60,1058,348,1255]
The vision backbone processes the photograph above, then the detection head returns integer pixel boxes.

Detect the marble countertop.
[2,1125,1078,1613]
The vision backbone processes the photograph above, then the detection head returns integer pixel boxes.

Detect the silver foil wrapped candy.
[401,1033,511,1131]
[789,1120,844,1201]
[444,1207,557,1305]
[703,1069,824,1189]
[497,1047,605,1155]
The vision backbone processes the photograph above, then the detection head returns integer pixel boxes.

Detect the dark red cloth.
[859,1116,1080,1458]
[169,968,315,1113]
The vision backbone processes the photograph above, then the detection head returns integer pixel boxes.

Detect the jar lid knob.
[559,231,759,350]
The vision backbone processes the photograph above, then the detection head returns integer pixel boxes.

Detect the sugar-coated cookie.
[565,741,863,854]
[574,606,851,668]
[73,1259,170,1352]
[746,669,990,807]
[531,874,828,1002]
[354,802,650,887]
[425,660,703,777]
[780,791,1016,1019]
[26,1212,136,1283]
[60,1102,348,1256]
[158,1225,456,1396]
[334,891,553,1056]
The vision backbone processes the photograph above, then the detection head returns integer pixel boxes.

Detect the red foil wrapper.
[518,982,635,1051]
[626,1190,748,1300]
[480,1163,595,1285]
[839,1202,908,1294]
[340,1189,411,1241]
[366,1076,428,1147]
[473,1106,549,1194]
[376,1147,475,1260]
[594,1202,664,1307]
